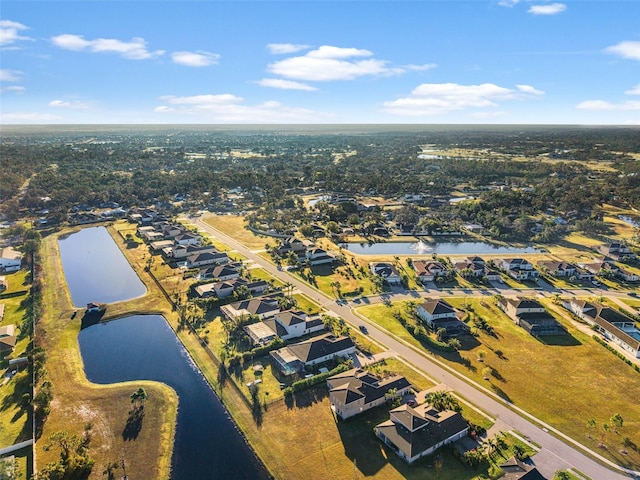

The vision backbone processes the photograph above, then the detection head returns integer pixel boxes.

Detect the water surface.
[58,226,146,307]
[79,315,270,480]
[341,240,543,256]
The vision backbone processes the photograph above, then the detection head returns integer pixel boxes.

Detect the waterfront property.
[374,403,468,464]
[327,368,412,420]
[563,299,640,358]
[221,297,281,321]
[244,309,325,346]
[497,297,567,336]
[269,333,355,376]
[412,259,449,283]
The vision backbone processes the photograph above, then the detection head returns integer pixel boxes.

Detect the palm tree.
[587,418,597,438]
[130,387,148,411]
[610,413,623,434]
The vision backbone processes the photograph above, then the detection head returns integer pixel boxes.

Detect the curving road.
[191,215,638,480]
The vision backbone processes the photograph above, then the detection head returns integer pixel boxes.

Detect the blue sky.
[1,1,639,124]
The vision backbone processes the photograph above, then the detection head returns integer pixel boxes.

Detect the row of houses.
[327,368,469,465]
[563,299,640,358]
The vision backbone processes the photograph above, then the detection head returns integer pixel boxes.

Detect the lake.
[58,226,146,307]
[79,315,270,480]
[340,240,543,256]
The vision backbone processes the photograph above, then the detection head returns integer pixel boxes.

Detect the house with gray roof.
[497,297,566,336]
[245,309,325,346]
[221,297,281,321]
[270,333,355,376]
[416,299,469,338]
[327,368,412,419]
[374,404,468,464]
[0,324,17,355]
[563,299,640,358]
[0,247,22,273]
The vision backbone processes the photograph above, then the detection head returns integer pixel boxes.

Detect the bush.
[592,335,640,373]
[287,363,350,394]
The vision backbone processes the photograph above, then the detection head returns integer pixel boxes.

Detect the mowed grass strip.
[36,228,177,479]
[203,214,276,250]
[358,297,640,469]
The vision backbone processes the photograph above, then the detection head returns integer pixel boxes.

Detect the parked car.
[359,325,368,334]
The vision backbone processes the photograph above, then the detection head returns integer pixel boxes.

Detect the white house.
[244,310,325,345]
[270,334,355,376]
[0,247,22,273]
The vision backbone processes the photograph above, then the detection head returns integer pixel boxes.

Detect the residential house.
[327,368,412,419]
[149,239,175,253]
[270,333,356,376]
[164,244,217,260]
[412,260,448,283]
[453,257,485,278]
[619,268,640,282]
[221,297,281,322]
[536,260,577,278]
[175,232,201,246]
[563,299,640,358]
[598,242,636,261]
[500,258,539,281]
[210,278,269,300]
[0,247,22,273]
[497,297,566,336]
[581,257,619,277]
[186,252,230,269]
[499,457,546,480]
[305,248,337,266]
[276,237,314,257]
[0,324,17,355]
[374,404,468,464]
[370,262,402,286]
[416,299,469,337]
[198,264,240,281]
[86,302,101,313]
[245,309,325,346]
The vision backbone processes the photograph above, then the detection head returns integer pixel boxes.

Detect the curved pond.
[79,315,269,480]
[341,240,543,256]
[58,226,146,307]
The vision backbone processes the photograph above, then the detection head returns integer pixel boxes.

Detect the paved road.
[191,216,638,480]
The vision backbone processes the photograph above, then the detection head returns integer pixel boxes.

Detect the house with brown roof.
[598,242,636,261]
[499,457,546,480]
[497,297,566,336]
[412,260,448,283]
[327,368,412,419]
[374,404,468,464]
[563,299,640,358]
[270,333,355,376]
[536,260,577,278]
[453,257,485,278]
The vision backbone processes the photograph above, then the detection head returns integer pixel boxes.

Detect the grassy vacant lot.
[36,228,178,479]
[0,270,32,449]
[203,214,276,251]
[357,297,640,469]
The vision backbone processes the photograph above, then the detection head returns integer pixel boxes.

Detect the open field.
[203,215,276,251]
[36,227,178,479]
[356,297,640,469]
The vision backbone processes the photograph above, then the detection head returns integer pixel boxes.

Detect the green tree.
[130,387,148,411]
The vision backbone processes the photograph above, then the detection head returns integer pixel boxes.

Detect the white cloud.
[0,69,23,81]
[268,45,411,81]
[256,78,317,91]
[516,84,544,95]
[1,112,63,122]
[498,0,520,7]
[267,43,311,54]
[576,100,640,111]
[382,82,544,116]
[0,20,32,46]
[51,34,164,60]
[403,63,438,72]
[154,93,329,122]
[625,84,640,95]
[528,3,567,15]
[606,41,640,61]
[171,50,220,67]
[49,100,90,109]
[0,85,25,94]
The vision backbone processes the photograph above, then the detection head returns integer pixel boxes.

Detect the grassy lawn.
[0,269,32,450]
[292,293,322,314]
[357,297,640,470]
[36,226,178,479]
[203,214,276,251]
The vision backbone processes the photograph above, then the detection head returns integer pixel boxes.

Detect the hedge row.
[283,363,351,397]
[592,335,640,374]
[227,337,285,367]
